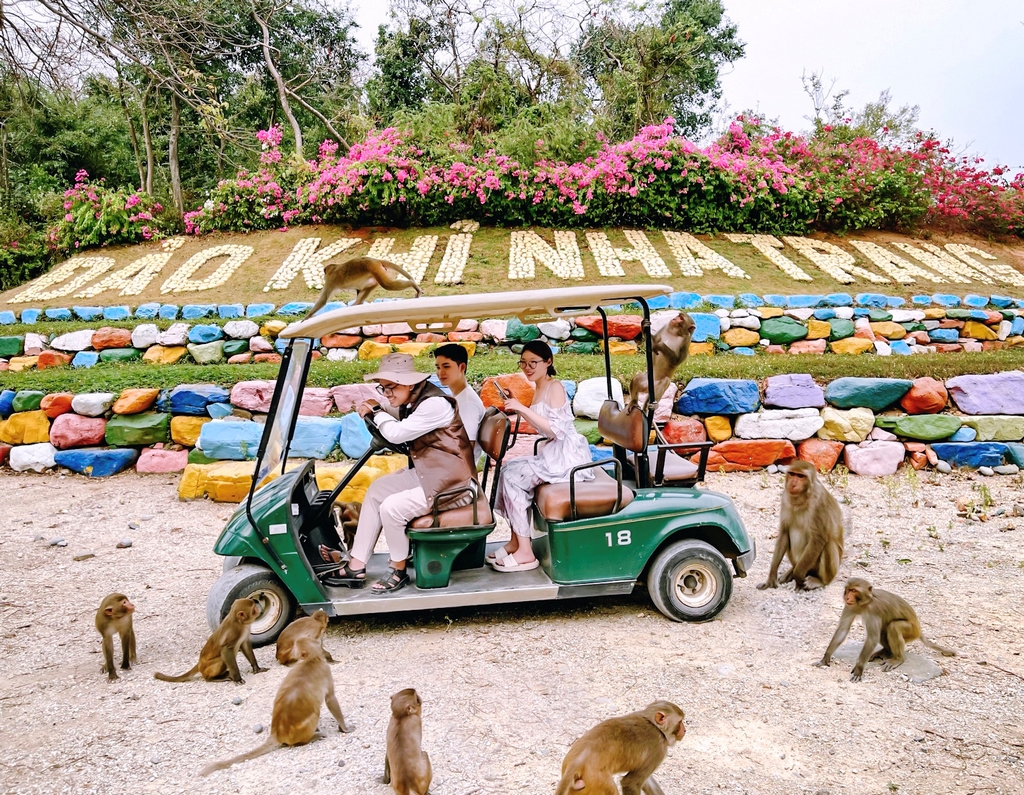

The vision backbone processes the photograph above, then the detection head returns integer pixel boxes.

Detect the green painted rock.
[891,414,962,441]
[12,390,45,412]
[827,319,855,341]
[105,412,171,446]
[1006,442,1024,467]
[223,339,250,357]
[574,419,602,445]
[825,377,913,411]
[187,341,226,364]
[0,336,24,357]
[99,347,142,363]
[565,341,600,354]
[961,415,1024,441]
[900,322,926,333]
[945,309,971,319]
[570,326,599,342]
[759,316,808,345]
[505,317,541,344]
[867,309,893,322]
[188,447,219,465]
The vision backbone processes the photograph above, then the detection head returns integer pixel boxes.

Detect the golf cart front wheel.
[206,564,295,647]
[648,539,732,623]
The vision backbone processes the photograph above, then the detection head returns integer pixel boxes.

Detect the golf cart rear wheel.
[648,539,732,623]
[206,564,295,647]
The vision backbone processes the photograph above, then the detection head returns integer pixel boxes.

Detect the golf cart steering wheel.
[363,413,410,456]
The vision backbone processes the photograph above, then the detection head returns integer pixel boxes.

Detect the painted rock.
[247,336,273,353]
[1005,442,1024,467]
[704,416,732,442]
[764,374,825,410]
[207,402,233,419]
[142,345,188,364]
[805,319,831,340]
[254,353,282,364]
[218,304,244,319]
[335,412,372,458]
[818,407,876,443]
[723,328,759,347]
[130,324,160,348]
[0,410,51,444]
[844,441,905,476]
[99,348,142,363]
[734,408,824,441]
[136,447,190,473]
[357,341,392,360]
[12,390,44,412]
[605,340,638,355]
[112,388,160,415]
[9,442,57,472]
[950,426,977,442]
[134,302,160,319]
[899,377,948,414]
[182,304,217,320]
[40,393,74,418]
[299,388,334,417]
[50,329,95,352]
[789,339,827,354]
[393,342,434,357]
[797,438,845,471]
[290,417,345,459]
[223,320,260,340]
[246,303,275,318]
[170,416,211,447]
[962,321,996,340]
[565,342,600,354]
[869,321,906,339]
[537,319,572,341]
[661,418,707,444]
[158,323,190,346]
[187,341,225,364]
[677,379,760,415]
[165,385,231,416]
[101,306,130,321]
[505,317,543,343]
[54,448,137,477]
[50,414,107,449]
[759,316,808,345]
[197,420,263,460]
[688,313,721,342]
[931,443,1008,468]
[572,377,625,420]
[829,338,873,355]
[825,378,913,411]
[91,327,132,350]
[479,319,508,342]
[827,319,855,340]
[891,414,962,441]
[223,339,250,358]
[946,372,1024,415]
[71,393,115,417]
[37,351,72,369]
[698,439,796,472]
[960,416,1024,441]
[105,413,171,446]
[330,383,379,413]
[575,315,642,341]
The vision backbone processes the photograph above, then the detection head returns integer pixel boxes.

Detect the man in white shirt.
[433,343,485,461]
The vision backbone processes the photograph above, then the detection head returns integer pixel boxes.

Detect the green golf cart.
[205,285,756,645]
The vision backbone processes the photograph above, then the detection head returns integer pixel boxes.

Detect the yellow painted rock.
[705,415,732,442]
[171,416,211,447]
[818,406,875,442]
[455,341,477,357]
[758,307,784,318]
[368,454,410,474]
[8,356,38,372]
[0,410,51,444]
[722,328,760,347]
[260,320,288,337]
[805,319,831,340]
[869,321,907,340]
[923,308,946,319]
[963,321,997,341]
[393,342,434,357]
[688,342,715,356]
[829,337,873,355]
[603,340,639,355]
[1005,335,1024,348]
[178,461,256,503]
[143,345,188,364]
[358,340,393,360]
[113,388,160,415]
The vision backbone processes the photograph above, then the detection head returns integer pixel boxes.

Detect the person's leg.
[377,483,431,568]
[493,458,545,564]
[348,469,419,568]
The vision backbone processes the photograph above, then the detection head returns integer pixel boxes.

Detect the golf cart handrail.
[279,284,672,339]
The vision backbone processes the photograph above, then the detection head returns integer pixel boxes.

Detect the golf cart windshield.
[252,337,312,488]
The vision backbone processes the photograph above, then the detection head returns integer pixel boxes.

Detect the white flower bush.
[725,233,812,281]
[160,244,254,294]
[510,230,585,279]
[435,233,473,285]
[849,240,946,284]
[368,236,439,283]
[782,236,887,284]
[664,231,750,279]
[263,237,360,292]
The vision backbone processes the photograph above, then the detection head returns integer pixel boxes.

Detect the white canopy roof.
[280,284,672,339]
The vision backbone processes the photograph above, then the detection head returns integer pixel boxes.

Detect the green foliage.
[0,214,49,291]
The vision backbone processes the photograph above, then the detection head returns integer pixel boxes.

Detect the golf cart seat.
[405,408,511,589]
[535,466,634,521]
[598,398,706,487]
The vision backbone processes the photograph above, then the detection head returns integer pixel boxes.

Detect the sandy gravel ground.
[1,467,1023,795]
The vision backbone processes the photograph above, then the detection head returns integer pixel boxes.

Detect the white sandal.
[486,547,513,564]
[491,556,540,573]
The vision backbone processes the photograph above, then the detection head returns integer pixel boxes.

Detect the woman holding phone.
[490,340,593,572]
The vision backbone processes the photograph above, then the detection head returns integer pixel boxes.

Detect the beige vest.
[401,382,477,508]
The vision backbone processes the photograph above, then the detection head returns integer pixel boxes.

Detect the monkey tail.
[554,768,584,795]
[154,664,200,682]
[921,637,957,657]
[200,739,280,776]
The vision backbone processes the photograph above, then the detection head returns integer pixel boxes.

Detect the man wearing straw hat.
[318,352,478,594]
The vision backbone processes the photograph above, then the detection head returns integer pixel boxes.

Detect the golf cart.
[206,285,756,645]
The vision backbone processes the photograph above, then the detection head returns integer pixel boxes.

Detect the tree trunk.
[253,8,303,160]
[142,85,155,195]
[169,92,183,212]
[115,68,145,192]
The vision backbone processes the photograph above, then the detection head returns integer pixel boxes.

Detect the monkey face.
[786,472,808,495]
[844,580,871,606]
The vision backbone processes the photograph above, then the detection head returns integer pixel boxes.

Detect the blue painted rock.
[813,308,837,320]
[962,294,988,308]
[290,417,345,459]
[927,328,959,343]
[931,442,1007,468]
[71,351,100,368]
[207,402,233,419]
[890,340,912,355]
[164,384,231,416]
[277,302,314,316]
[0,310,15,324]
[950,426,977,442]
[946,372,1024,415]
[44,307,73,320]
[669,292,702,310]
[759,316,808,345]
[931,294,960,308]
[647,294,670,309]
[1006,442,1024,467]
[134,302,161,319]
[1011,317,1024,336]
[677,378,760,415]
[786,295,825,308]
[690,313,721,342]
[0,390,16,418]
[158,304,180,319]
[182,304,217,320]
[885,296,906,308]
[825,378,913,411]
[855,293,887,308]
[731,347,755,356]
[737,293,764,308]
[72,306,104,320]
[989,295,1014,309]
[762,294,787,307]
[911,295,932,305]
[218,304,245,318]
[54,448,137,477]
[561,380,578,401]
[825,293,853,307]
[197,419,263,460]
[102,306,131,321]
[246,303,276,318]
[20,309,40,324]
[188,324,224,344]
[705,294,735,309]
[105,413,171,446]
[339,412,373,458]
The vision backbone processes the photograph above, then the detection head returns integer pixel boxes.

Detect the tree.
[366,22,433,119]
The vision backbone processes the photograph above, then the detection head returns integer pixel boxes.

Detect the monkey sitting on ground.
[276,609,335,666]
[154,598,266,684]
[306,256,422,316]
[628,312,696,410]
[815,577,956,682]
[555,700,686,795]
[201,637,353,776]
[758,460,844,591]
[95,593,137,681]
[383,688,432,795]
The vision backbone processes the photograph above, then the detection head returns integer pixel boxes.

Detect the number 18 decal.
[605,530,632,547]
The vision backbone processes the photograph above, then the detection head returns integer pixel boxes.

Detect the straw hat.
[363,352,431,385]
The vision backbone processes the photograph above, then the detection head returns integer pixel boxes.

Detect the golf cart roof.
[279,284,672,339]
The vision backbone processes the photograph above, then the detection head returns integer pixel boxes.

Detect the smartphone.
[493,381,510,400]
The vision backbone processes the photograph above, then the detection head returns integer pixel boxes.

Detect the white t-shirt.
[454,387,486,460]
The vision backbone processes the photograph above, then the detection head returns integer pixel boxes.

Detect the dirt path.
[1,468,1022,795]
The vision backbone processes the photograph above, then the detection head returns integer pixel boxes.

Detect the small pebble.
[936,461,952,474]
[116,539,133,549]
[337,759,346,767]
[978,466,994,477]
[149,757,159,765]
[128,521,140,530]
[994,464,1019,476]
[1014,504,1024,517]
[48,537,66,547]
[766,464,779,474]
[73,552,95,561]
[253,724,264,734]
[33,534,43,541]
[141,514,154,521]
[232,696,243,705]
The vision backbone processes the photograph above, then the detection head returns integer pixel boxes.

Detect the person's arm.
[373,396,454,443]
[503,382,568,439]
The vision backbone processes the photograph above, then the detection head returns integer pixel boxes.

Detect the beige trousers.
[349,468,428,565]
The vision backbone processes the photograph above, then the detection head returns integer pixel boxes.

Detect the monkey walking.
[384,688,432,795]
[758,460,844,591]
[95,593,137,681]
[276,609,335,666]
[628,312,695,410]
[815,577,956,682]
[154,598,266,684]
[555,700,686,795]
[306,256,422,316]
[201,638,353,776]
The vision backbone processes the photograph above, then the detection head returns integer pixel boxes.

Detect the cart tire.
[647,539,732,623]
[205,564,295,647]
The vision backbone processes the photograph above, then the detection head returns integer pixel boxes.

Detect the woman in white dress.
[491,340,593,572]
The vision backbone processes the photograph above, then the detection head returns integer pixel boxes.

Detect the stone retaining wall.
[1,371,1021,499]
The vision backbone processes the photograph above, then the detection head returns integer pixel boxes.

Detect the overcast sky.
[350,0,1024,170]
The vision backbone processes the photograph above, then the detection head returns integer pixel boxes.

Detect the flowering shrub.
[183,120,1024,238]
[47,170,172,256]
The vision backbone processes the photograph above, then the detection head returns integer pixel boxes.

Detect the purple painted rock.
[299,388,333,417]
[844,440,906,476]
[230,380,276,412]
[946,372,1024,415]
[249,336,274,353]
[330,383,379,413]
[136,446,189,473]
[788,339,827,355]
[50,414,107,449]
[764,374,826,409]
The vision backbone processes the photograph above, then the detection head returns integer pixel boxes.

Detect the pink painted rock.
[981,341,1005,351]
[906,331,931,345]
[40,393,75,418]
[0,360,7,372]
[983,310,1003,324]
[925,446,939,465]
[788,339,827,354]
[653,384,678,424]
[961,341,983,353]
[49,414,106,449]
[575,315,642,341]
[909,451,928,470]
[448,331,483,342]
[249,336,274,353]
[904,442,926,453]
[136,447,189,473]
[843,440,905,476]
[868,427,897,441]
[765,344,786,355]
[662,417,707,444]
[112,388,160,415]
[456,319,478,332]
[899,377,948,414]
[938,319,964,329]
[320,334,363,349]
[37,351,73,369]
[91,327,133,350]
[254,353,282,363]
[381,322,413,336]
[933,343,963,353]
[853,319,876,341]
[797,438,845,472]
[415,333,447,344]
[697,439,797,472]
[330,383,379,412]
[230,380,276,412]
[299,388,333,417]
[228,353,252,364]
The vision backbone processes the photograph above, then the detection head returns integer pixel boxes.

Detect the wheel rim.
[246,588,284,636]
[673,561,719,609]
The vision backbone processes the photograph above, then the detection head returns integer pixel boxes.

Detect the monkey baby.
[384,688,432,795]
[95,593,137,681]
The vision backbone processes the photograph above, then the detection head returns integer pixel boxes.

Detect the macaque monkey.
[815,577,956,682]
[332,501,360,554]
[307,256,422,315]
[383,688,432,795]
[555,701,686,795]
[628,313,696,410]
[276,609,335,666]
[758,460,844,591]
[201,638,353,776]
[154,598,266,684]
[95,593,137,681]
